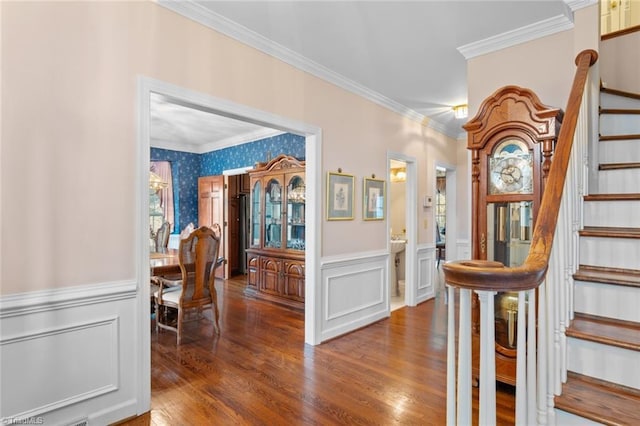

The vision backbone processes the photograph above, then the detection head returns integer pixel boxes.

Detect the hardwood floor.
[120,271,516,425]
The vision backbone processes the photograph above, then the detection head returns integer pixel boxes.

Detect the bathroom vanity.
[245,155,306,310]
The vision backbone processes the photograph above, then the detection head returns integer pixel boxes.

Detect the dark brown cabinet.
[245,155,305,309]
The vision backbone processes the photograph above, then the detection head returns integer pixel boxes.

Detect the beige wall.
[467,5,600,117]
[600,30,640,93]
[467,32,575,118]
[1,2,456,295]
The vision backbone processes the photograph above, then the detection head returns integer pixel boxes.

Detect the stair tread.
[599,162,640,170]
[580,226,640,238]
[574,265,640,287]
[599,134,640,141]
[567,313,640,351]
[601,86,640,101]
[555,372,640,426]
[600,108,640,114]
[584,193,640,201]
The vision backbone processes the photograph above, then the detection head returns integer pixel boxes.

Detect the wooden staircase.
[554,87,640,424]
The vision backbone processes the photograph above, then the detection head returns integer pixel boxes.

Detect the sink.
[390,240,406,254]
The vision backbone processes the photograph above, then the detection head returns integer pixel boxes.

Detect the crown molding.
[158,0,426,126]
[565,0,598,12]
[457,13,575,60]
[151,128,285,154]
[158,0,581,142]
[198,129,285,154]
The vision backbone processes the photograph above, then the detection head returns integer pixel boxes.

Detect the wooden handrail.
[443,49,598,292]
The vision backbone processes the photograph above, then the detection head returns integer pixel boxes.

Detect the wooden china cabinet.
[245,155,306,310]
[464,86,562,385]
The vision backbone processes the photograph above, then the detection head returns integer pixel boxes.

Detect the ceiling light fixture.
[390,167,407,183]
[149,172,168,192]
[453,104,468,119]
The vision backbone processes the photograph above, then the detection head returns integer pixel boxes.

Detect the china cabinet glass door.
[286,175,305,250]
[264,177,283,248]
[251,180,261,247]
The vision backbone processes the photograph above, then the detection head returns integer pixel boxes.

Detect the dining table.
[150,249,224,275]
[150,248,181,276]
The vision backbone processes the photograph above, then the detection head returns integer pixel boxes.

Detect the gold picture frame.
[327,171,355,220]
[363,177,385,220]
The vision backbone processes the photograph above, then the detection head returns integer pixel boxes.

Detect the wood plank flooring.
[119,272,517,425]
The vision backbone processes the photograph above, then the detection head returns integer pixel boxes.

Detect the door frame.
[387,152,417,306]
[434,161,457,264]
[136,76,322,412]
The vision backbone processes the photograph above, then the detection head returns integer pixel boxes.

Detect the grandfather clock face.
[488,139,533,195]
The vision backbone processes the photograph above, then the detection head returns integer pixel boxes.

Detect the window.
[150,161,175,234]
[436,172,446,243]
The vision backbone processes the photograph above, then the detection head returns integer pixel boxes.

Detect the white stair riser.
[583,200,640,228]
[555,410,604,426]
[599,139,640,163]
[574,281,640,322]
[580,237,640,270]
[600,114,640,135]
[567,337,640,389]
[598,168,640,193]
[601,92,640,109]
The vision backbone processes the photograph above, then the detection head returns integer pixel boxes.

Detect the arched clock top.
[464,85,562,151]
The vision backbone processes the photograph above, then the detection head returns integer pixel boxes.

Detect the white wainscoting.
[0,280,140,425]
[456,239,471,261]
[319,246,440,342]
[416,244,436,304]
[320,251,389,342]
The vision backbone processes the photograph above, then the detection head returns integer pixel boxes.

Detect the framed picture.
[363,178,385,220]
[327,171,354,220]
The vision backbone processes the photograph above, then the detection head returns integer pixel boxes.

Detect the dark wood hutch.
[245,155,306,310]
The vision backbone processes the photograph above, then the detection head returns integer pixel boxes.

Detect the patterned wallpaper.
[151,133,305,232]
[150,149,200,233]
[200,132,306,175]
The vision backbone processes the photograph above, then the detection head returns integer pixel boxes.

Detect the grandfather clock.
[464,86,562,385]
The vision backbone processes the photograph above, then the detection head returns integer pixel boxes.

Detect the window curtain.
[436,176,446,195]
[151,161,175,232]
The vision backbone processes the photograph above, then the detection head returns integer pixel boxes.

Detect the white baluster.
[538,280,548,425]
[546,268,557,425]
[446,285,457,426]
[527,289,537,426]
[457,289,472,425]
[476,290,496,425]
[515,290,527,424]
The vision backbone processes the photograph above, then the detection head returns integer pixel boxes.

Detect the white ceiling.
[152,0,577,151]
[150,93,283,153]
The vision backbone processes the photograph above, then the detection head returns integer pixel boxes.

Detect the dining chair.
[154,221,171,252]
[154,224,222,344]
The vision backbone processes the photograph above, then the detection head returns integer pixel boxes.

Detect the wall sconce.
[390,167,406,182]
[453,104,468,119]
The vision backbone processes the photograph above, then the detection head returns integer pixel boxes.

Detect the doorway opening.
[137,76,323,410]
[389,159,407,311]
[434,162,457,298]
[435,167,447,269]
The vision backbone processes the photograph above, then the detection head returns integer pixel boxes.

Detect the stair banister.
[444,49,598,425]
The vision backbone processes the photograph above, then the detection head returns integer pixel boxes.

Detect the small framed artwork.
[327,171,355,220]
[363,177,385,220]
